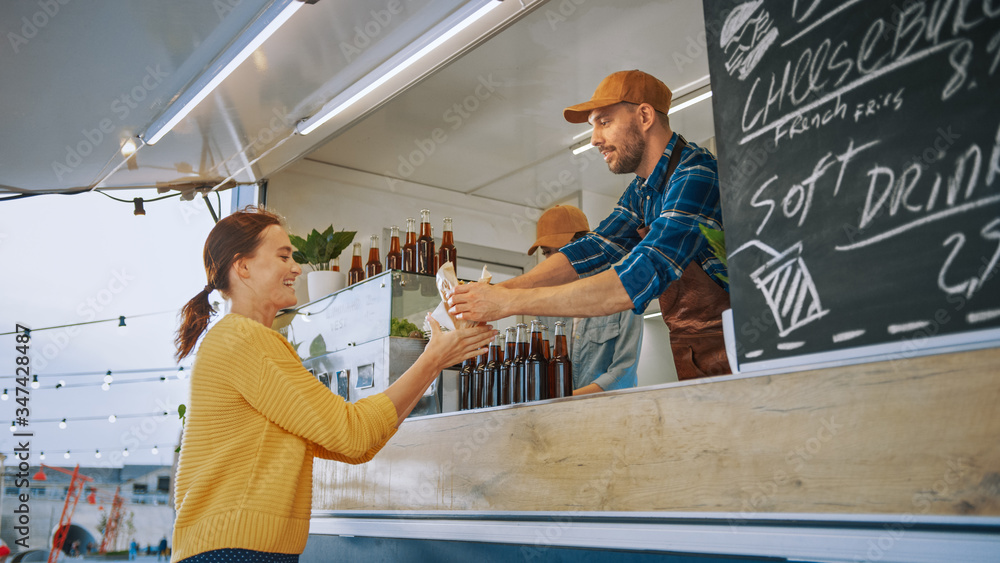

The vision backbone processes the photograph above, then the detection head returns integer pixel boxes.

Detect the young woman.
[172,207,494,562]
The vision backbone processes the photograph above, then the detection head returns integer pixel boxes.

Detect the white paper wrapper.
[426,262,491,333]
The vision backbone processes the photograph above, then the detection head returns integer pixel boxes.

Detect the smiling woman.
[170,206,494,562]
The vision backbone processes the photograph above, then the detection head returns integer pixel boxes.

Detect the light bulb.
[59,418,67,429]
[108,414,117,423]
[64,451,71,459]
[177,367,186,380]
[9,421,15,432]
[151,446,159,455]
[95,450,102,459]
[31,375,39,389]
[40,452,46,460]
[101,382,110,391]
[104,371,113,384]
[122,448,129,457]
[2,388,8,400]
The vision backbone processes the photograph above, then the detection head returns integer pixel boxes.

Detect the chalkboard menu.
[703,0,1000,369]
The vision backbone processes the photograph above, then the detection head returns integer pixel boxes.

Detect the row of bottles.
[347,209,457,285]
[459,320,572,410]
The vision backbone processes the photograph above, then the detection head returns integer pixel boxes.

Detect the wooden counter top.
[313,346,1000,516]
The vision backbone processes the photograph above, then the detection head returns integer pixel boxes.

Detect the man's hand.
[447,282,511,323]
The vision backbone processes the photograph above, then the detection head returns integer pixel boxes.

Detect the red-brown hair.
[175,206,283,361]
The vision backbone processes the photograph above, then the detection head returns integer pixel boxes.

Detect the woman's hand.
[423,315,496,370]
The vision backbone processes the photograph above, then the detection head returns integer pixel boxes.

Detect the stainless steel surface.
[289,270,394,356]
[283,270,443,416]
[1,0,715,213]
[309,511,1000,563]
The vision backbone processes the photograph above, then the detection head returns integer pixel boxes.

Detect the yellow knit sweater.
[171,314,398,561]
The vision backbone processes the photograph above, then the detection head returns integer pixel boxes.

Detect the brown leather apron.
[643,138,732,380]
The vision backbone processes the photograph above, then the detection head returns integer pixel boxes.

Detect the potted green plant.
[290,226,357,301]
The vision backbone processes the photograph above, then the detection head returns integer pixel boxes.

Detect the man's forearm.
[499,252,580,289]
[507,269,635,318]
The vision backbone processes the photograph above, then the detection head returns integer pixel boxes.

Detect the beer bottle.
[525,320,548,401]
[366,234,383,277]
[541,322,553,396]
[473,348,488,409]
[385,225,402,270]
[417,209,435,274]
[330,256,340,272]
[499,326,516,405]
[348,242,365,285]
[439,217,457,269]
[459,357,473,411]
[432,226,441,272]
[550,320,573,399]
[511,323,528,403]
[402,217,417,273]
[540,323,551,361]
[485,333,503,408]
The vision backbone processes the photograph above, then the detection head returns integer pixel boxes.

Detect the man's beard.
[608,121,646,175]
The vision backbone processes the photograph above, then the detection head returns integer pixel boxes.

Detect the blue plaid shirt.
[560,133,728,314]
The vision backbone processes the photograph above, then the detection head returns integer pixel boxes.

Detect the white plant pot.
[307,270,346,302]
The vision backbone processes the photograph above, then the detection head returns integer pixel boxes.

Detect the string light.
[31,375,40,389]
[101,382,111,391]
[151,446,159,455]
[1,389,7,400]
[64,451,71,459]
[3,367,191,386]
[9,421,15,432]
[2,444,167,459]
[39,452,45,460]
[20,411,172,428]
[95,450,102,459]
[0,309,172,336]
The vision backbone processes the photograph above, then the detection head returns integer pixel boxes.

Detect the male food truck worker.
[450,70,731,379]
[532,205,643,394]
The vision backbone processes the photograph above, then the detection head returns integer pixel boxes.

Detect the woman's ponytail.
[175,285,215,361]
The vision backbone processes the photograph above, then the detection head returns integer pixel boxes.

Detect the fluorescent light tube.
[297,0,502,135]
[669,90,713,114]
[143,0,303,145]
[572,143,594,155]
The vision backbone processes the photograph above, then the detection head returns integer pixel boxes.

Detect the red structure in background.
[33,464,94,563]
[99,486,125,553]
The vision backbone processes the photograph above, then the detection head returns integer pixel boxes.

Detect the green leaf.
[177,404,187,418]
[309,334,328,358]
[698,224,729,285]
[289,227,357,267]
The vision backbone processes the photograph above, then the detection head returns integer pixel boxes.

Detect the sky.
[1,188,230,468]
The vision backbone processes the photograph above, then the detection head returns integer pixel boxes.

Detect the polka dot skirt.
[178,549,299,563]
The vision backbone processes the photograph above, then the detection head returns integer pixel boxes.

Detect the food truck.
[2,0,998,561]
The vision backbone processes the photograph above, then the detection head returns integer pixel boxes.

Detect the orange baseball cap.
[563,70,673,124]
[529,205,590,255]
